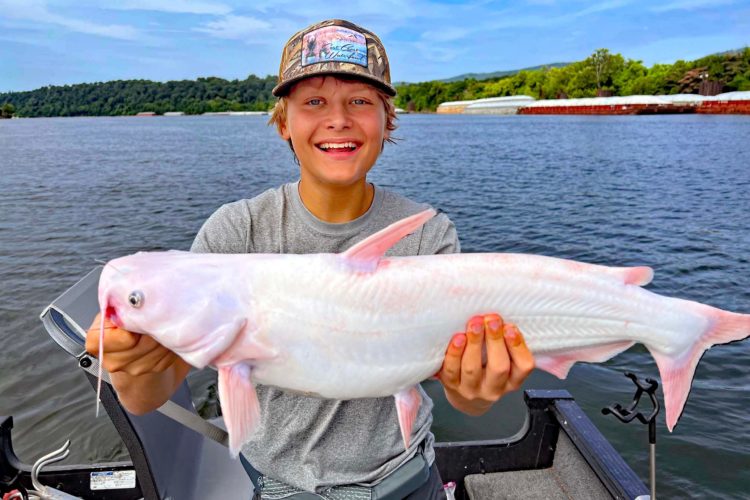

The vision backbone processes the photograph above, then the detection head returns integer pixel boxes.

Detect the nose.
[325,101,352,130]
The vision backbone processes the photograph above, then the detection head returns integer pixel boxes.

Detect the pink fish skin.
[98,209,750,456]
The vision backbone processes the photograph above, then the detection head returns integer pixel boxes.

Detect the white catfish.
[98,209,749,456]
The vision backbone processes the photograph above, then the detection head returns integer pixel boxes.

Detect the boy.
[87,19,534,499]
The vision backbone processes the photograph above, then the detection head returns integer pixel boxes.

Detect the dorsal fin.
[557,258,654,287]
[341,208,436,271]
[603,266,654,286]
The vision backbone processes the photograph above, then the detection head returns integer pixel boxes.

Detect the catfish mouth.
[315,141,361,153]
[105,303,122,328]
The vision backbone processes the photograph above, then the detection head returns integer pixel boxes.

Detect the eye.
[307,98,323,106]
[352,98,369,105]
[128,290,144,308]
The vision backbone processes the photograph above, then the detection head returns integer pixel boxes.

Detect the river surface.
[1,114,748,498]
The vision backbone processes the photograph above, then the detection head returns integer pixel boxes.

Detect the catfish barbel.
[97,209,750,456]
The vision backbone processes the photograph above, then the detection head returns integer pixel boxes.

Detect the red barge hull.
[518,104,697,115]
[697,100,750,114]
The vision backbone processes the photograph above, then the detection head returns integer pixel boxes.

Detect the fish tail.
[650,304,750,432]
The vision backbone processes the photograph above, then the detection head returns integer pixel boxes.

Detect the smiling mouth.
[316,141,359,153]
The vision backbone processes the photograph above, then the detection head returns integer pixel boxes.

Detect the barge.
[517,95,694,115]
[440,91,750,115]
[697,91,750,114]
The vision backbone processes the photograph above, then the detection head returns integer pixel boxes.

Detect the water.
[1,114,748,497]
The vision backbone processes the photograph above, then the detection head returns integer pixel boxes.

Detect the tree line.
[0,102,15,118]
[1,48,748,117]
[0,75,277,118]
[395,48,750,111]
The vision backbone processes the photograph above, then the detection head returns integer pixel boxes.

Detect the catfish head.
[98,250,255,369]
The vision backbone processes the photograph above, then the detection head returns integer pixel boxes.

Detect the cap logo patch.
[302,26,368,68]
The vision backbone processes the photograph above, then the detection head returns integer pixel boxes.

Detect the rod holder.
[602,372,660,500]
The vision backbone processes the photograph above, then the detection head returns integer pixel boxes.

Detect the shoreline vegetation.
[1,48,748,118]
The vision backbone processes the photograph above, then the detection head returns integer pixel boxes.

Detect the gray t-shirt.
[191,182,459,492]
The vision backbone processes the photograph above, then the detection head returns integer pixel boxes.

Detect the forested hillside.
[1,48,748,117]
[396,48,750,111]
[0,75,276,117]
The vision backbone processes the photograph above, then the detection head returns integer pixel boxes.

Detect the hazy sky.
[1,0,747,92]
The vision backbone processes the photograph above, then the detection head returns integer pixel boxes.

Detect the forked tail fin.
[649,305,750,432]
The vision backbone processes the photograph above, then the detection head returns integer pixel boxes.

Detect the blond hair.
[268,78,398,160]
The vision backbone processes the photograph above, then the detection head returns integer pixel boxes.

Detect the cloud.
[0,0,142,40]
[411,41,464,63]
[111,0,232,15]
[421,27,471,43]
[629,33,749,65]
[569,0,633,17]
[258,0,421,16]
[649,0,735,13]
[193,15,273,41]
[477,0,634,30]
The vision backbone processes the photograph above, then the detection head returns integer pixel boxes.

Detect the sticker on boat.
[90,470,136,490]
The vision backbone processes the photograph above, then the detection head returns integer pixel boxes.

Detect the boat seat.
[41,267,252,499]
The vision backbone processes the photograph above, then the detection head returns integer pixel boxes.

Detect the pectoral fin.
[394,386,422,450]
[218,363,260,457]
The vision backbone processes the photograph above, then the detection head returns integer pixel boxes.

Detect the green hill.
[439,63,572,83]
[394,47,750,111]
[0,75,277,118]
[1,48,748,117]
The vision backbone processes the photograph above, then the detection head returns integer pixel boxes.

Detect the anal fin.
[218,363,260,457]
[394,386,422,450]
[536,341,635,379]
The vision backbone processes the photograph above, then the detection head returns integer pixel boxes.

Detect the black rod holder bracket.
[602,371,661,500]
[602,371,660,434]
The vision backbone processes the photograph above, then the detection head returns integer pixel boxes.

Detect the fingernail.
[453,335,466,348]
[505,325,522,347]
[469,322,483,335]
[488,319,501,331]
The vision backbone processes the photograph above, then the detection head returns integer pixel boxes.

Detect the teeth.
[319,142,357,150]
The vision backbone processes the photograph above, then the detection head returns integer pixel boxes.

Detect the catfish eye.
[128,290,144,308]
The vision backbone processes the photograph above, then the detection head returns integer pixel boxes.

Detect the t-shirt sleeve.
[420,212,460,256]
[190,202,251,254]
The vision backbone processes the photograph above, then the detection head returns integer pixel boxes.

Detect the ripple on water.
[1,115,748,497]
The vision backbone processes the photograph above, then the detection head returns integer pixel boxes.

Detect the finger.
[438,333,466,389]
[85,314,139,355]
[125,341,178,376]
[103,334,167,373]
[460,316,485,391]
[503,324,535,392]
[483,314,511,395]
[85,313,104,355]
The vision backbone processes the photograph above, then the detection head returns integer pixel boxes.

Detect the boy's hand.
[85,313,181,376]
[85,314,190,415]
[436,314,534,416]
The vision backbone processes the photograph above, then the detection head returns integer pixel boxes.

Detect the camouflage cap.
[272,19,396,97]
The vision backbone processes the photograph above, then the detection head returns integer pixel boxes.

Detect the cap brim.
[272,71,397,97]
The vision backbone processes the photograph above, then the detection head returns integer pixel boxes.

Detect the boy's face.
[280,76,388,189]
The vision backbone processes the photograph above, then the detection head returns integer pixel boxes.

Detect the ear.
[279,119,291,141]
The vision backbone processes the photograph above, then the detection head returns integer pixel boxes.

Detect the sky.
[1,0,748,92]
